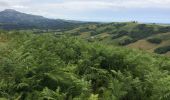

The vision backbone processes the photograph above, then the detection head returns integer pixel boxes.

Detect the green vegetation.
[65,22,170,46]
[127,32,170,55]
[154,46,170,54]
[1,31,170,99]
[147,38,162,44]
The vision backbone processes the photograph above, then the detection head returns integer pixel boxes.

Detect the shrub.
[119,38,136,45]
[158,27,170,33]
[147,38,162,44]
[154,46,170,54]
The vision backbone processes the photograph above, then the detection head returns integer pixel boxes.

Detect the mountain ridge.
[0,9,84,30]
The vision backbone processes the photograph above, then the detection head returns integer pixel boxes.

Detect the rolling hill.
[63,22,170,55]
[1,9,170,55]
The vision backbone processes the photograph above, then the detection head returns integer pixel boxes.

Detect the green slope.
[63,22,170,54]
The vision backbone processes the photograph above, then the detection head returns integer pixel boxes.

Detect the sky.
[0,0,170,23]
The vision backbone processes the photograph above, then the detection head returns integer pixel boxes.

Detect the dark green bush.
[112,30,128,39]
[158,27,170,33]
[154,46,170,54]
[147,38,162,44]
[119,38,136,45]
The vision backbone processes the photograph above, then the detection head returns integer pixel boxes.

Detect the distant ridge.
[0,9,84,30]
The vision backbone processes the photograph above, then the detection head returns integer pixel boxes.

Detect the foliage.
[154,46,170,54]
[147,38,162,44]
[1,32,170,100]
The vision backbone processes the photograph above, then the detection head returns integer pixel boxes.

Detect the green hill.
[63,22,170,55]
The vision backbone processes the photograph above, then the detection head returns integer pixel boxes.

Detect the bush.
[158,27,170,33]
[119,38,136,45]
[154,46,170,54]
[129,25,155,39]
[147,38,162,44]
[90,31,98,36]
[112,30,128,39]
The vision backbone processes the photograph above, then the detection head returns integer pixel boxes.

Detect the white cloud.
[1,0,170,11]
[12,5,28,9]
[0,0,169,22]
[28,0,170,12]
[0,1,9,7]
[41,0,170,10]
[0,0,28,11]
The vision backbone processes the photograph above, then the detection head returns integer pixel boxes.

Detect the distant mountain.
[0,9,84,30]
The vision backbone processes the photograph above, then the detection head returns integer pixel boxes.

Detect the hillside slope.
[64,22,170,54]
[127,32,170,55]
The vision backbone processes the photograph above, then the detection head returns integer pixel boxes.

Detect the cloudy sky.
[0,0,170,23]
